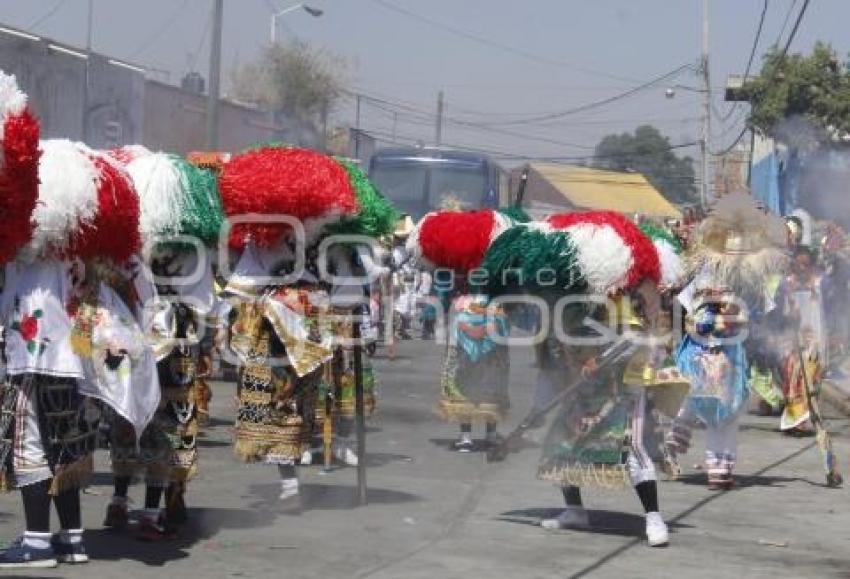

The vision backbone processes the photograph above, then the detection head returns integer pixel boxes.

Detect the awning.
[527,163,682,218]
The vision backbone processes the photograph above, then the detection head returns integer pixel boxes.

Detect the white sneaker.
[333,443,359,467]
[300,450,313,465]
[279,478,300,501]
[540,507,590,530]
[645,512,669,547]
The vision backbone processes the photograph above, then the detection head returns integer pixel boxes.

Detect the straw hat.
[394,214,415,238]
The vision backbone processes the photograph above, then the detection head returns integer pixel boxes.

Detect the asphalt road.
[1,338,849,579]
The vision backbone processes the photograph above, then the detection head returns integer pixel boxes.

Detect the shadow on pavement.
[674,472,802,488]
[84,505,278,567]
[247,482,421,513]
[364,452,414,467]
[497,508,692,538]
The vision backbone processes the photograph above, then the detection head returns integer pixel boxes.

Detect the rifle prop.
[323,361,335,472]
[486,338,636,463]
[796,335,843,488]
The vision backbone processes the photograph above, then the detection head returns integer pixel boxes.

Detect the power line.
[360,93,596,150]
[367,0,642,84]
[711,0,811,157]
[130,0,191,59]
[360,126,698,163]
[188,6,214,73]
[28,0,66,30]
[458,63,698,127]
[778,0,800,44]
[781,0,810,55]
[717,0,770,124]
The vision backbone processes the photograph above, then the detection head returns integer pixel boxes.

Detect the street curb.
[822,380,850,417]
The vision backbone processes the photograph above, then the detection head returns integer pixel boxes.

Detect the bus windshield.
[370,155,490,219]
[428,164,487,211]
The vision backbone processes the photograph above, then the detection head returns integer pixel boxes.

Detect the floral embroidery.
[11,309,49,355]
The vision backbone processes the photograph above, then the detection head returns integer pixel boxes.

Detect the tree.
[593,125,697,205]
[744,42,850,139]
[230,40,347,125]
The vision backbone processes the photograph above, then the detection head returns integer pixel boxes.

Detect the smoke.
[773,115,850,229]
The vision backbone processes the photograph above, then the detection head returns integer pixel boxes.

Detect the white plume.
[0,70,27,141]
[564,223,633,295]
[26,139,99,260]
[124,152,187,247]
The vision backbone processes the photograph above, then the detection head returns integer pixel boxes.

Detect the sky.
[0,0,847,163]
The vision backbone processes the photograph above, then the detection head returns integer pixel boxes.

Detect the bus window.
[428,164,487,211]
[370,162,428,215]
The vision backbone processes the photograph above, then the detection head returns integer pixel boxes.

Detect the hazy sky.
[1,0,847,161]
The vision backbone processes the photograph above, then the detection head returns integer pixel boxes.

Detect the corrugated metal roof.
[530,163,682,218]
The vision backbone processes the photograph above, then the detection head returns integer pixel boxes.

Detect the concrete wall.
[142,81,319,155]
[0,29,319,154]
[0,35,86,141]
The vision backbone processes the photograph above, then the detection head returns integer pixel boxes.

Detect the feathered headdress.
[0,71,40,264]
[324,160,398,239]
[406,208,523,272]
[112,147,224,248]
[546,211,660,295]
[640,223,685,289]
[218,146,357,249]
[481,211,669,298]
[687,191,787,299]
[27,140,140,263]
[479,222,584,297]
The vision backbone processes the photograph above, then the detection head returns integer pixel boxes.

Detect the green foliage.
[230,40,347,123]
[593,125,697,205]
[744,42,850,138]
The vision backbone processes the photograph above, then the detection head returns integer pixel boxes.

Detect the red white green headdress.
[481,211,670,297]
[0,71,40,264]
[111,146,225,248]
[26,140,140,264]
[218,146,358,249]
[406,208,524,273]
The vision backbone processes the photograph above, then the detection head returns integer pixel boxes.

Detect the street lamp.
[270,3,324,43]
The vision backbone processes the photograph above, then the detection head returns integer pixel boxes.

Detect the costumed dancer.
[103,147,225,538]
[670,192,787,490]
[218,146,356,500]
[392,215,418,341]
[407,209,523,452]
[481,211,688,547]
[777,221,827,434]
[316,160,398,467]
[0,112,158,566]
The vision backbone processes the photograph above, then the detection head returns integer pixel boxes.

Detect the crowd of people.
[0,67,846,570]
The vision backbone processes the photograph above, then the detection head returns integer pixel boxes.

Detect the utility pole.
[392,112,398,144]
[82,0,94,143]
[700,0,711,208]
[206,0,224,149]
[354,93,362,159]
[435,90,444,146]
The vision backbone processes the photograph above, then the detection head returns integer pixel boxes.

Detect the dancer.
[219,146,393,499]
[670,192,787,490]
[407,209,522,451]
[481,211,687,546]
[0,131,157,567]
[103,149,225,538]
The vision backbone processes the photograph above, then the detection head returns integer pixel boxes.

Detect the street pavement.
[1,338,850,579]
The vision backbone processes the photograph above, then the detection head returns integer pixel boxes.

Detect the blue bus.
[368,147,507,220]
